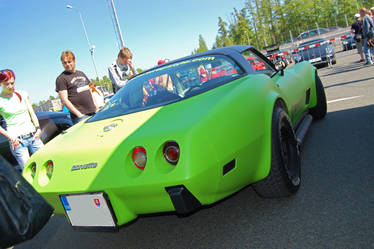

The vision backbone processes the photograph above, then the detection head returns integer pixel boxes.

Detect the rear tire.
[252,107,301,198]
[309,74,327,119]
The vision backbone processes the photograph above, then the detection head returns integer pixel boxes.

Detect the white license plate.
[309,57,321,63]
[60,192,116,227]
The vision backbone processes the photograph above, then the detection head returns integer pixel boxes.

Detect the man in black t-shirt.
[351,13,365,62]
[56,51,97,124]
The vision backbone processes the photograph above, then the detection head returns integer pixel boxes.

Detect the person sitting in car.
[210,61,228,79]
[155,59,174,92]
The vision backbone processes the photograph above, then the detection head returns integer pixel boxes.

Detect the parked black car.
[0,111,72,165]
[342,33,357,51]
[293,38,336,67]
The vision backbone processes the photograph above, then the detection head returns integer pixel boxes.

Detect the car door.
[242,48,308,124]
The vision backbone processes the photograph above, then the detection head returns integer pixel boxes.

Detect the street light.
[66,4,99,80]
[107,0,125,49]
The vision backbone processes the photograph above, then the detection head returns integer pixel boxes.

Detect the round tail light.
[31,162,37,178]
[163,141,180,165]
[46,160,54,179]
[132,147,147,170]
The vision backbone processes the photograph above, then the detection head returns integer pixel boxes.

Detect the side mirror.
[275,61,287,71]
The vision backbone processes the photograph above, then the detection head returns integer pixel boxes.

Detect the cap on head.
[0,69,15,83]
[354,13,361,19]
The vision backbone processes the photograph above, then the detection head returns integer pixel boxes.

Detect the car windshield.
[344,33,354,39]
[88,55,244,122]
[299,39,326,48]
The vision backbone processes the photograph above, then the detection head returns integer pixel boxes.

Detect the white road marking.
[327,95,362,104]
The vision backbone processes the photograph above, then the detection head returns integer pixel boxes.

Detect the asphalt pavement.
[15,48,374,249]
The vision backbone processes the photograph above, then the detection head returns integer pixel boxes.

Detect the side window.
[241,49,276,77]
[309,30,318,37]
[301,32,309,39]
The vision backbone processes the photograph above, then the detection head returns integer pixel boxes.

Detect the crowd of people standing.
[351,7,374,65]
[0,46,137,171]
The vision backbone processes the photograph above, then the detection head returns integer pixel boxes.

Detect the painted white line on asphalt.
[327,96,362,104]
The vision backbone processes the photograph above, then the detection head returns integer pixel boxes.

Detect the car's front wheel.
[252,106,301,198]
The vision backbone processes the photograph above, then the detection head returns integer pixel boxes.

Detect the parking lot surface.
[15,49,374,249]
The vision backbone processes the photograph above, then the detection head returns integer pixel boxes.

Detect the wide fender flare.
[254,90,287,181]
[303,64,318,109]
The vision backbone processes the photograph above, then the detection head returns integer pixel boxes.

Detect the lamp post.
[66,4,99,80]
[108,0,125,49]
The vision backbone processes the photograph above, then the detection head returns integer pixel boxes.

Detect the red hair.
[0,69,15,82]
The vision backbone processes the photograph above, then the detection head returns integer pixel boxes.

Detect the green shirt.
[0,90,35,137]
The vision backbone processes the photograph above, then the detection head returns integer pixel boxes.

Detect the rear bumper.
[295,54,335,65]
[45,183,203,227]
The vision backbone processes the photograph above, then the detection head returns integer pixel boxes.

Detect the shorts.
[357,40,363,54]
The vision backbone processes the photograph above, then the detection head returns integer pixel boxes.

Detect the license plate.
[309,57,321,63]
[60,192,116,228]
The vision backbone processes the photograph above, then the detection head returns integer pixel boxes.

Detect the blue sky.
[0,0,245,104]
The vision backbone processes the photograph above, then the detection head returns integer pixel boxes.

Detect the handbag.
[0,156,54,248]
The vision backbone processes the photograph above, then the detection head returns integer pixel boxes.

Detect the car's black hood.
[296,44,329,57]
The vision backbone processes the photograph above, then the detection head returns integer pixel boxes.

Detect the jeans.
[10,137,44,170]
[363,38,374,63]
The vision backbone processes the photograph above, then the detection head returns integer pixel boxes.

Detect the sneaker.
[364,61,373,65]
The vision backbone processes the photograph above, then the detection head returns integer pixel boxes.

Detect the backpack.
[0,156,54,248]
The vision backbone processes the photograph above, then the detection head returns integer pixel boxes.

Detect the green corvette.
[24,45,326,229]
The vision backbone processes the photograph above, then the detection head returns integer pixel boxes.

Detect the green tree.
[215,17,234,48]
[193,34,209,54]
[229,8,254,46]
[193,0,371,53]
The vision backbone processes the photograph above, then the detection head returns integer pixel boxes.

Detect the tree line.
[194,0,374,52]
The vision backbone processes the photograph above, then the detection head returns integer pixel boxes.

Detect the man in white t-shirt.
[0,69,43,169]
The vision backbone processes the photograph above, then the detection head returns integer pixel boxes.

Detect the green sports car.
[24,45,326,229]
